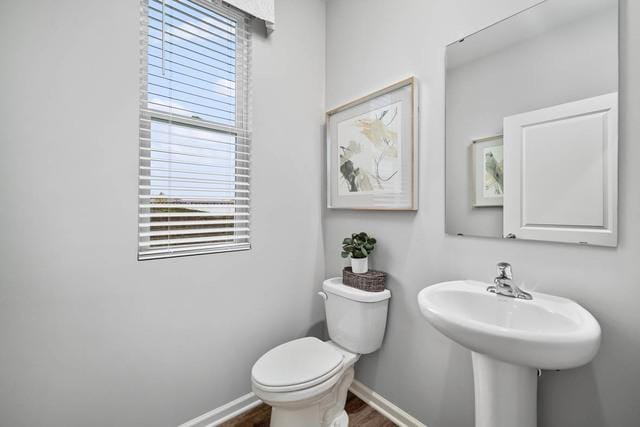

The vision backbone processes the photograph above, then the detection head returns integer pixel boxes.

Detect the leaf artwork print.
[337,102,402,195]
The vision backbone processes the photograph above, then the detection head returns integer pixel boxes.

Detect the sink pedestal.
[472,352,537,427]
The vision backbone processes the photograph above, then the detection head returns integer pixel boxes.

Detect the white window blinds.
[139,0,252,260]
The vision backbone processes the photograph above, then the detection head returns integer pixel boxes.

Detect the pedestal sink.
[417,280,601,427]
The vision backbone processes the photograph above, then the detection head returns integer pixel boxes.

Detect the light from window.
[138,0,251,260]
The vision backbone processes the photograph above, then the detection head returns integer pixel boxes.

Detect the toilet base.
[270,408,348,427]
[268,367,354,427]
[332,410,349,427]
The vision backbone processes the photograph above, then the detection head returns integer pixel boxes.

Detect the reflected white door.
[503,93,618,246]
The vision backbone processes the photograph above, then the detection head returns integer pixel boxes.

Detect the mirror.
[445,0,619,246]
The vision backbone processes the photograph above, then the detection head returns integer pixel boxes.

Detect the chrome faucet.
[487,262,532,300]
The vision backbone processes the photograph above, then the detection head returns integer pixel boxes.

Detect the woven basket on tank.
[342,267,386,292]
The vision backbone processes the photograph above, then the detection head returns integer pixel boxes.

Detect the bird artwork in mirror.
[472,136,504,208]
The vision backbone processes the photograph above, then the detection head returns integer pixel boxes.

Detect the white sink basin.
[418,280,601,369]
[418,280,601,427]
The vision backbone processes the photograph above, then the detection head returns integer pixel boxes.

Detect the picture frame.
[326,77,418,210]
[471,135,504,207]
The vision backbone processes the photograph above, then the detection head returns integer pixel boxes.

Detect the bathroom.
[0,0,638,426]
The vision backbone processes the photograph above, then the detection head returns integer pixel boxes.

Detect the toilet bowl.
[252,338,359,427]
[251,278,391,427]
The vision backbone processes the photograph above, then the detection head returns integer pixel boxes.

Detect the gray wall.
[2,1,639,427]
[325,1,640,426]
[446,7,618,238]
[0,0,326,426]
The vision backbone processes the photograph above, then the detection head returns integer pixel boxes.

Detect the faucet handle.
[496,262,512,279]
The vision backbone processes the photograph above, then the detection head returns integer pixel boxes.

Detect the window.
[138,0,251,260]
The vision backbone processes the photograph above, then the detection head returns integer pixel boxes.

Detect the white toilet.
[251,277,391,427]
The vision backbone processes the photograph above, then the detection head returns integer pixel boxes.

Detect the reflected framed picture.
[472,135,504,207]
[326,77,418,210]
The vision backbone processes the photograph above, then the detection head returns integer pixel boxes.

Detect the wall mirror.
[445,0,619,246]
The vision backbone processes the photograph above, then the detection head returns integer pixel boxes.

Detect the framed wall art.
[326,77,418,210]
[471,135,504,207]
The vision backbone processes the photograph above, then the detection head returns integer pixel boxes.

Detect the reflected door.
[503,92,618,246]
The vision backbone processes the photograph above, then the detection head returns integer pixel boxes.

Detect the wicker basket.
[342,267,386,292]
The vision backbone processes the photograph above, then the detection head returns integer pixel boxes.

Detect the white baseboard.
[178,391,262,427]
[349,380,427,427]
[179,380,425,427]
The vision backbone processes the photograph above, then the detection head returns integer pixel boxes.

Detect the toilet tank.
[322,278,391,354]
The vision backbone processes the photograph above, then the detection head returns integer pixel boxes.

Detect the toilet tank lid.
[323,277,391,302]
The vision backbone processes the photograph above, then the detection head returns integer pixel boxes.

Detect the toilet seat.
[252,337,344,393]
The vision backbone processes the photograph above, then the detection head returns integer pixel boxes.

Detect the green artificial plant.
[341,232,377,259]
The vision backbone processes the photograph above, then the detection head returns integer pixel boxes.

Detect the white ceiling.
[446,0,618,69]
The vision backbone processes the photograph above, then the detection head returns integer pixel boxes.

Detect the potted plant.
[341,232,376,274]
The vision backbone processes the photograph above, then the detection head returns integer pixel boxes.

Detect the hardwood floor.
[220,391,397,427]
[344,392,397,427]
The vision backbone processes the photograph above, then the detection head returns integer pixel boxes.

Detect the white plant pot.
[351,257,368,274]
